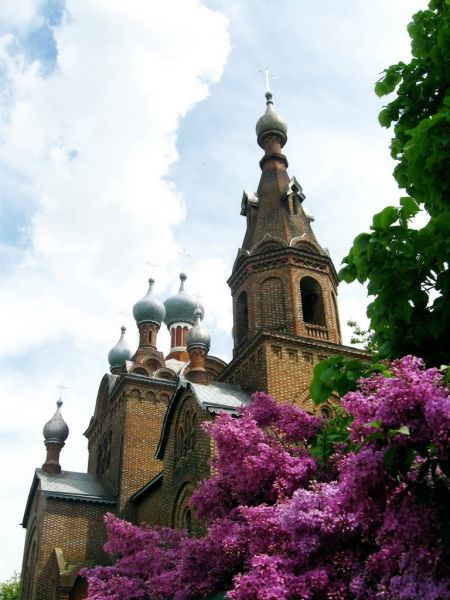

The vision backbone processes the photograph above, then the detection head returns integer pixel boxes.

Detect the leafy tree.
[0,574,20,600]
[84,358,450,599]
[339,0,450,366]
[346,320,377,353]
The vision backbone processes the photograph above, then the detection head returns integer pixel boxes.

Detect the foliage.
[339,0,450,366]
[0,574,20,600]
[309,355,389,406]
[84,358,450,599]
[346,320,377,353]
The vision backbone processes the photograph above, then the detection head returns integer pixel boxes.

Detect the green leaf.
[378,108,392,127]
[338,265,355,284]
[399,196,420,219]
[389,425,410,436]
[372,206,399,230]
[309,376,331,406]
[320,367,337,387]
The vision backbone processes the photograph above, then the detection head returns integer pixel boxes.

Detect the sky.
[0,0,425,580]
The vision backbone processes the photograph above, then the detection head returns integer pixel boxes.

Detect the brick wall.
[23,493,109,600]
[136,393,213,536]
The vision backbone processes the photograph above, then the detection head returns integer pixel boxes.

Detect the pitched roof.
[156,379,251,459]
[130,471,163,504]
[188,380,251,413]
[22,469,116,527]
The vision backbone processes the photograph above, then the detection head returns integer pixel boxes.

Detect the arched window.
[176,408,198,461]
[320,406,331,419]
[188,413,197,450]
[172,483,195,530]
[183,507,193,534]
[97,430,112,475]
[300,277,325,326]
[176,426,185,460]
[260,277,286,331]
[236,291,249,345]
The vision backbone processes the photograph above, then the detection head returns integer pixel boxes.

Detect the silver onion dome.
[163,273,205,327]
[187,308,211,352]
[255,91,288,149]
[108,326,132,370]
[133,278,166,326]
[43,400,69,444]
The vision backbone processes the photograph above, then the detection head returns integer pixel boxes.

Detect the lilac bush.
[83,357,450,599]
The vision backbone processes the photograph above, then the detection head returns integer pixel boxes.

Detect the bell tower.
[231,91,341,351]
[219,92,366,409]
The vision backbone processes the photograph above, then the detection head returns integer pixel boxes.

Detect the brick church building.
[20,92,367,599]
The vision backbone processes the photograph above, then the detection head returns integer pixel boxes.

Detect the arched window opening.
[97,430,112,475]
[236,291,249,345]
[132,367,148,376]
[176,426,185,460]
[320,406,331,419]
[183,507,193,534]
[300,277,325,326]
[188,412,197,450]
[175,326,182,347]
[292,195,298,215]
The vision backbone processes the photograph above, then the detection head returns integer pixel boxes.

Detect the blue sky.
[0,0,424,580]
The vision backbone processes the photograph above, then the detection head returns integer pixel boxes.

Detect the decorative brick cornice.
[228,246,339,292]
[218,330,370,382]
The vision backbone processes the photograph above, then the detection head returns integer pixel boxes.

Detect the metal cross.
[259,67,275,93]
[145,260,160,270]
[178,247,192,272]
[57,383,67,401]
[178,248,191,260]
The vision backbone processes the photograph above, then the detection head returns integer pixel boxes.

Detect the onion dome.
[163,273,205,327]
[133,278,166,326]
[43,400,69,444]
[187,309,211,352]
[256,91,288,149]
[108,326,132,370]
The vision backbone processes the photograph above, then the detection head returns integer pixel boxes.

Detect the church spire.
[228,90,342,356]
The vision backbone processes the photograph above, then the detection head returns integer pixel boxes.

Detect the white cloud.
[0,0,230,578]
[0,0,426,581]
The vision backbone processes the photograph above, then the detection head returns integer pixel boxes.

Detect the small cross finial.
[145,260,160,269]
[259,67,275,94]
[57,383,67,402]
[178,248,191,260]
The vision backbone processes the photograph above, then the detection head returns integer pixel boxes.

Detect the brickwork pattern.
[21,490,109,600]
[136,393,213,536]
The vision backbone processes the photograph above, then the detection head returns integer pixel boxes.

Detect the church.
[19,91,367,599]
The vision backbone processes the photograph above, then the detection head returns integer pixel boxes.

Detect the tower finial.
[259,67,274,94]
[42,399,69,474]
[57,383,67,404]
[255,73,288,150]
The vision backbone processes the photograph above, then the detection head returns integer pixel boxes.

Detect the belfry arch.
[236,291,249,346]
[299,276,326,326]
